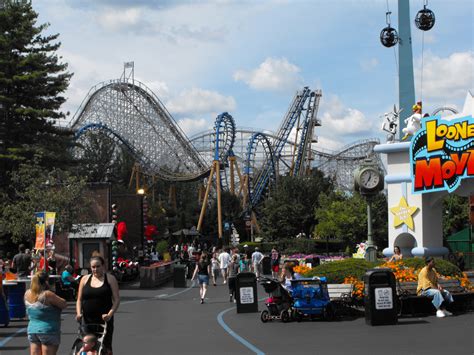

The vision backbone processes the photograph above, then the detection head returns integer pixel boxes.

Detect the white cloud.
[141,80,170,100]
[165,88,236,115]
[319,95,374,136]
[416,51,474,102]
[177,117,210,136]
[360,58,379,72]
[233,57,302,91]
[98,7,142,31]
[312,136,344,152]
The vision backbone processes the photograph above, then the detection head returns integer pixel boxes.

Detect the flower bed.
[299,258,472,300]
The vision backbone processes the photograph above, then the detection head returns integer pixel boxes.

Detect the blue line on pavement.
[217,307,265,355]
[0,327,27,349]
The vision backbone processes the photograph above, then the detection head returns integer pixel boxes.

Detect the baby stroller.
[259,277,293,323]
[291,277,335,322]
[70,321,107,355]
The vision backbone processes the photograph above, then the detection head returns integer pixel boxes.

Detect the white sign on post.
[239,287,254,304]
[375,287,393,310]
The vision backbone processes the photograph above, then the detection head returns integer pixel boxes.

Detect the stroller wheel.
[260,310,270,323]
[281,310,290,323]
[324,304,335,321]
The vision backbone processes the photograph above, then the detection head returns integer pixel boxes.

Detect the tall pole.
[365,198,377,262]
[398,0,416,139]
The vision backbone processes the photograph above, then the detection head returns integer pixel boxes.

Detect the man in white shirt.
[251,247,264,279]
[218,249,231,284]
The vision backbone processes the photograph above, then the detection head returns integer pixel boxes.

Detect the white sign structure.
[375,287,393,310]
[239,287,254,304]
[375,92,474,258]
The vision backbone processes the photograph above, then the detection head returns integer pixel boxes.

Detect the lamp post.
[137,188,145,263]
[354,159,384,262]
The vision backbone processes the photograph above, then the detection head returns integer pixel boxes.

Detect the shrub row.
[302,257,462,284]
[238,238,343,254]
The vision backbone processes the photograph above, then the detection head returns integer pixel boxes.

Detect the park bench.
[397,279,473,316]
[328,284,354,314]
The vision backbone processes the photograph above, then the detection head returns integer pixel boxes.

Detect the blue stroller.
[291,277,335,321]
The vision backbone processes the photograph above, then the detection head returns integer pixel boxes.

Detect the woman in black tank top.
[191,252,211,304]
[76,256,120,354]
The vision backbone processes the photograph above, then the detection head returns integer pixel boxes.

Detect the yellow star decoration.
[390,197,419,231]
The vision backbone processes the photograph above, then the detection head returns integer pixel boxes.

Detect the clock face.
[359,168,380,189]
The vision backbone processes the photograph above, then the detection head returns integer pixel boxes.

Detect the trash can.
[236,272,258,313]
[173,264,187,288]
[262,256,272,276]
[7,282,26,319]
[364,269,397,326]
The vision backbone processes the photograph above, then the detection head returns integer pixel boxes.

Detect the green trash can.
[364,269,398,325]
[173,264,187,288]
[262,256,272,276]
[236,272,258,313]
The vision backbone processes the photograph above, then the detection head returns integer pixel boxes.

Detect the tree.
[0,161,91,245]
[259,170,334,240]
[0,0,73,187]
[314,191,388,250]
[443,195,469,238]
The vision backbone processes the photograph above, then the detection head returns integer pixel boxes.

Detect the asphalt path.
[0,279,473,355]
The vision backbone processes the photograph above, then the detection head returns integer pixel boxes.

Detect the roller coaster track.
[247,87,319,206]
[69,79,210,182]
[190,129,384,192]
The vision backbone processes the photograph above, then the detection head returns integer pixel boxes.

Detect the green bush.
[401,257,462,277]
[304,258,382,283]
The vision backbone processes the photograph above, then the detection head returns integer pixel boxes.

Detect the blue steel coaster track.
[245,132,276,208]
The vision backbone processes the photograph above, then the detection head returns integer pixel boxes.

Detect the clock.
[359,168,381,190]
[354,164,384,194]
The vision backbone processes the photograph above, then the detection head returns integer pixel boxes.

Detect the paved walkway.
[0,279,473,354]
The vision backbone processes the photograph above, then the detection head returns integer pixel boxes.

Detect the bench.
[328,284,354,314]
[397,279,472,316]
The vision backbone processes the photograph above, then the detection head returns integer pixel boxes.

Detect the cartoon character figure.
[381,105,401,143]
[353,242,367,259]
[402,102,422,140]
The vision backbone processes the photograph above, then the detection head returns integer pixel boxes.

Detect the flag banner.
[34,212,56,250]
[45,212,56,248]
[34,212,45,250]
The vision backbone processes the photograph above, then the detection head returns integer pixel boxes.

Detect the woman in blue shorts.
[191,252,211,304]
[24,271,67,354]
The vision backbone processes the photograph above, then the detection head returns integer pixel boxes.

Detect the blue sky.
[34,0,473,150]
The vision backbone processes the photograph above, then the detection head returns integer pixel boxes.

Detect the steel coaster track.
[248,87,314,206]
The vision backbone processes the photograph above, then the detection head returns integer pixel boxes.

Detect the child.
[211,252,220,286]
[77,334,98,355]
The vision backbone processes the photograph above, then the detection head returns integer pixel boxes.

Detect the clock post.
[354,159,384,262]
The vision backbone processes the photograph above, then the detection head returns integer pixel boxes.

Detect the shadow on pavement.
[397,319,430,325]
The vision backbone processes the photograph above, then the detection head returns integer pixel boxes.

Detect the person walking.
[12,244,31,277]
[76,256,120,355]
[210,253,220,286]
[24,271,67,355]
[239,254,250,272]
[191,252,211,304]
[270,247,281,279]
[227,255,240,303]
[218,249,231,284]
[251,247,264,279]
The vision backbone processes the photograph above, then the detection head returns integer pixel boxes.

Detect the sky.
[33,0,473,151]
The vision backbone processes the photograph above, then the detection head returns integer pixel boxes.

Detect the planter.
[139,261,175,288]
